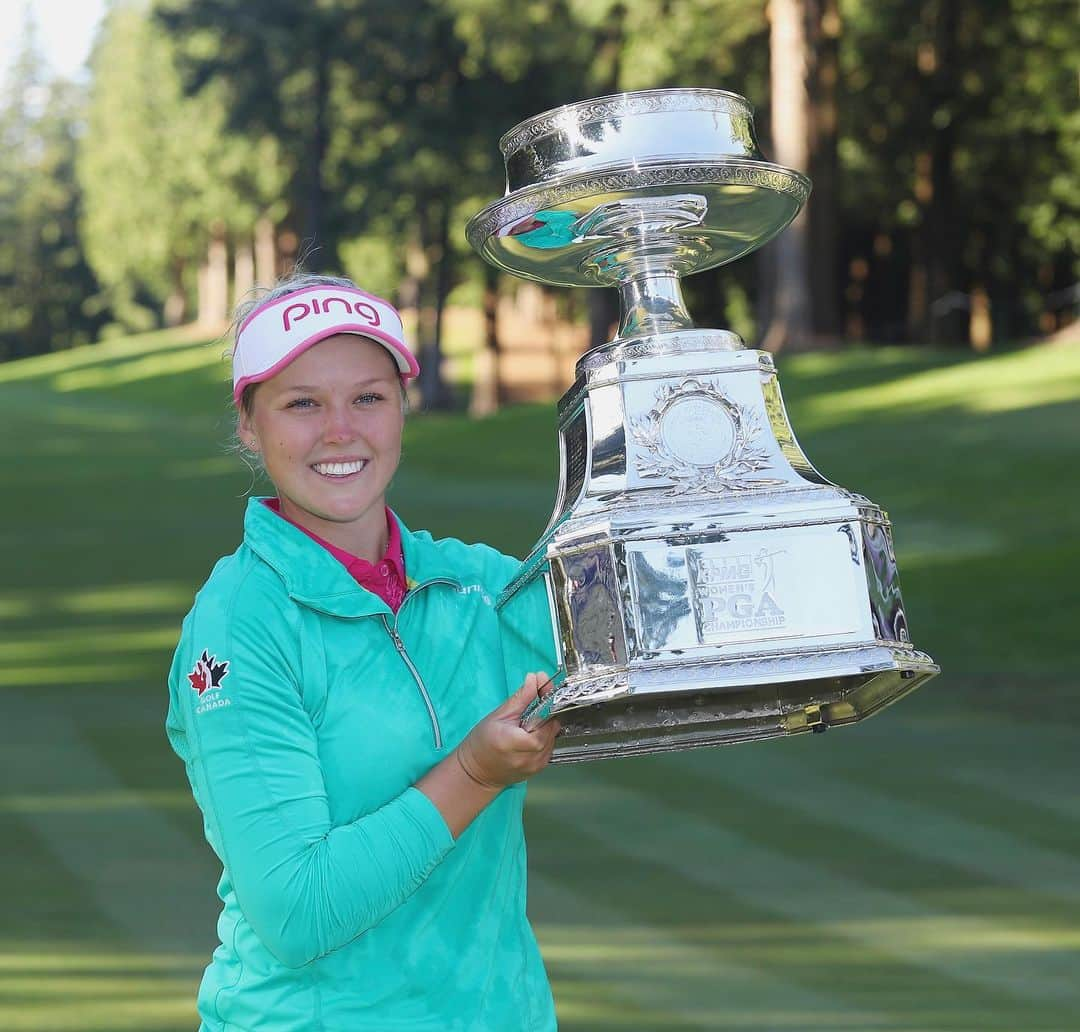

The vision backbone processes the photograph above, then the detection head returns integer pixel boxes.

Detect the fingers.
[463,711,561,788]
[536,718,561,753]
[499,671,553,718]
[525,671,553,699]
[505,719,561,777]
[531,720,561,771]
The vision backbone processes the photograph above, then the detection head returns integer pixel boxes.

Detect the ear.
[238,409,260,452]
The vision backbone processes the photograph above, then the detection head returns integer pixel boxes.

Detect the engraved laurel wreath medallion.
[630,378,784,494]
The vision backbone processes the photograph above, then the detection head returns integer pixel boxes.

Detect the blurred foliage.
[838,0,1079,342]
[0,19,105,359]
[78,2,287,332]
[0,0,1076,364]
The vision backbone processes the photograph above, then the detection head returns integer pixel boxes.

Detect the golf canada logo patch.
[188,649,232,714]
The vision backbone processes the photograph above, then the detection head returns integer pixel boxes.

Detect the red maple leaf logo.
[188,650,229,696]
[188,665,208,694]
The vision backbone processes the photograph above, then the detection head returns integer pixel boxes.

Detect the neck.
[277,497,388,562]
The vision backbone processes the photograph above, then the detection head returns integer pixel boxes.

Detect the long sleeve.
[165,575,455,970]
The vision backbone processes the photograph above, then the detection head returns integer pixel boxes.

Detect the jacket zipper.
[380,605,445,751]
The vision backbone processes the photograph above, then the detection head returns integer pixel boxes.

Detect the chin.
[315,498,380,524]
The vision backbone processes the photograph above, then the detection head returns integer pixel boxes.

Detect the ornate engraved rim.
[576,329,746,375]
[466,158,811,251]
[630,377,785,494]
[499,88,753,158]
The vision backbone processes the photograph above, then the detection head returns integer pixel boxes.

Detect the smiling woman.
[236,334,406,560]
[166,273,561,1032]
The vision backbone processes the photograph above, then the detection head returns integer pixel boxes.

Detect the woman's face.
[238,333,405,553]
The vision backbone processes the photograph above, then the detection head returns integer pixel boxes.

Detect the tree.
[79,2,285,332]
[839,0,1078,346]
[156,0,367,271]
[760,0,814,352]
[0,13,104,359]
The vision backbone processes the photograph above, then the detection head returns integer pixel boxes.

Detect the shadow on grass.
[1,339,1078,1030]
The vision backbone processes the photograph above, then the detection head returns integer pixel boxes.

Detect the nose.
[321,400,358,444]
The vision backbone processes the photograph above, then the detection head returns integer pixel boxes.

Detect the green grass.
[1,329,1078,1030]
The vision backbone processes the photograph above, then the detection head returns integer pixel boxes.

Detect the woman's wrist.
[453,743,503,791]
[416,748,501,840]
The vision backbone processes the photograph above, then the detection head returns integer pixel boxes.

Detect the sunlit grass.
[796,340,1080,427]
[0,325,213,385]
[0,995,197,1032]
[819,916,1080,954]
[0,951,203,973]
[0,626,178,662]
[0,583,194,620]
[0,662,160,688]
[0,949,205,1032]
[0,790,192,815]
[53,344,227,393]
[1,329,1078,1030]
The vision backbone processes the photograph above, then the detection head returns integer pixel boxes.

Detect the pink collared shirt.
[261,498,408,612]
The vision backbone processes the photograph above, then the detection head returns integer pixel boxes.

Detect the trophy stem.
[615,268,695,339]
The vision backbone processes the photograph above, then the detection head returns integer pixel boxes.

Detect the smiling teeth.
[313,460,367,476]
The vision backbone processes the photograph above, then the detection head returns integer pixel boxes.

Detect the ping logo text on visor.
[232,285,420,405]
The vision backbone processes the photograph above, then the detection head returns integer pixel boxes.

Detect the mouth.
[311,459,369,478]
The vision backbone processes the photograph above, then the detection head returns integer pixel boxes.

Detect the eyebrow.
[280,378,396,391]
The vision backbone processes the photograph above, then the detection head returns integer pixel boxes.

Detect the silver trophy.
[467,88,938,762]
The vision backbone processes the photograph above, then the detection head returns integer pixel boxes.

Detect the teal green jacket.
[166,499,556,1031]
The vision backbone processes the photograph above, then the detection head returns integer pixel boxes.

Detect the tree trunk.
[968,285,991,351]
[927,0,959,345]
[416,199,452,410]
[430,200,453,408]
[302,32,332,268]
[254,216,276,286]
[586,289,620,351]
[197,224,229,328]
[761,0,814,353]
[163,257,187,327]
[806,0,841,342]
[911,0,960,344]
[470,265,502,417]
[233,239,254,310]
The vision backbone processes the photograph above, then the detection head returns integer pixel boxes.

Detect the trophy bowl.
[468,89,938,763]
[468,88,809,299]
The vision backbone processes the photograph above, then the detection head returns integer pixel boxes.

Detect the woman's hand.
[417,672,560,838]
[455,672,561,789]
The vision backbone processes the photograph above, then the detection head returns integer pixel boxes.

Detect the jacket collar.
[243,497,463,618]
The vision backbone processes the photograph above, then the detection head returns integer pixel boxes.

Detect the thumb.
[499,672,548,717]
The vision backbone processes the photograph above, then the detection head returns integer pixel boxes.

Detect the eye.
[285,396,317,410]
[355,392,383,405]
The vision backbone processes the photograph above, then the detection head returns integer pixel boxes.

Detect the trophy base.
[495,335,939,763]
[523,644,937,763]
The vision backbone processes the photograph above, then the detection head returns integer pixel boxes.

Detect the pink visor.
[232,285,420,405]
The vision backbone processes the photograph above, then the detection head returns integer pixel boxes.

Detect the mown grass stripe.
[531,770,1080,1010]
[583,748,1079,935]
[759,711,1080,858]
[670,746,1080,907]
[524,802,1068,1030]
[529,869,892,1030]
[0,698,220,957]
[859,757,1080,858]
[948,764,1080,825]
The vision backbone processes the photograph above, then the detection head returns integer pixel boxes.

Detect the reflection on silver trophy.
[467,88,938,762]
